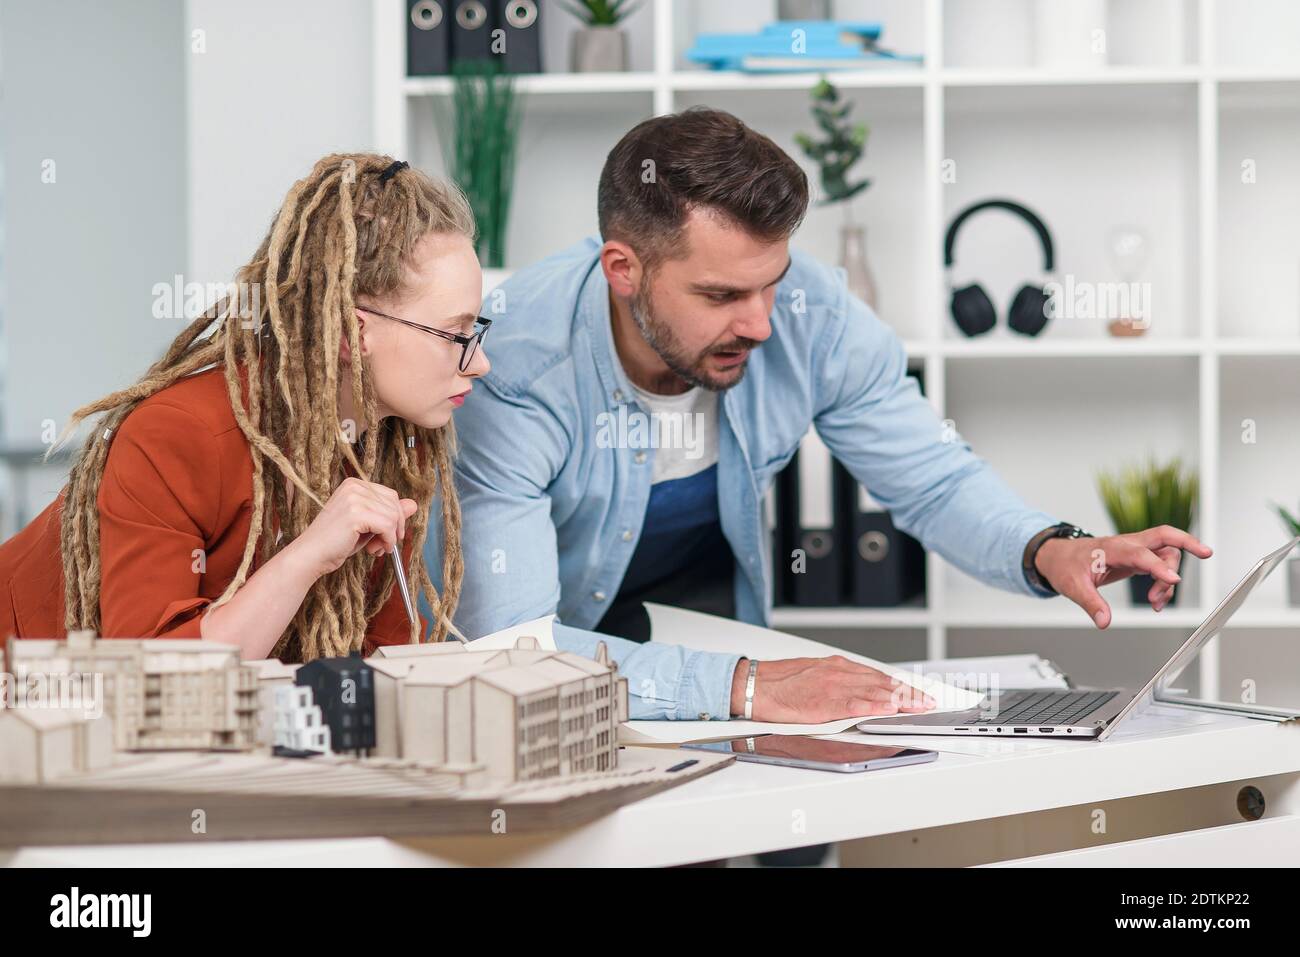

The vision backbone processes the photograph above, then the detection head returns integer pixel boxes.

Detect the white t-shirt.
[628,380,720,484]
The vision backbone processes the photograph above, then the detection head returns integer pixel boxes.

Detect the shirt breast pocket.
[750,441,801,495]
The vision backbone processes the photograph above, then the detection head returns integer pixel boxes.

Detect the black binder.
[407,0,451,75]
[450,0,494,62]
[778,429,844,607]
[774,364,929,609]
[841,466,926,607]
[841,365,928,607]
[494,0,542,73]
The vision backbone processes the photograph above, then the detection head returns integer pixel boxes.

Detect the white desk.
[7,610,1298,866]
[7,704,1299,867]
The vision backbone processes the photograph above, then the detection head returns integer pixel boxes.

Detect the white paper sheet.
[892,654,1069,692]
[465,615,558,651]
[618,605,985,745]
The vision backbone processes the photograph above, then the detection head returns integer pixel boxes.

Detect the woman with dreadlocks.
[0,153,488,662]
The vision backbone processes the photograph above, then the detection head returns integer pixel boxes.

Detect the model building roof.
[365,657,422,680]
[245,659,299,681]
[8,637,243,662]
[492,648,557,667]
[474,665,562,697]
[526,658,599,687]
[551,652,614,676]
[365,638,620,695]
[400,655,502,687]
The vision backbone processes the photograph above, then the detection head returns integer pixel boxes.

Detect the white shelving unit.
[374,0,1300,701]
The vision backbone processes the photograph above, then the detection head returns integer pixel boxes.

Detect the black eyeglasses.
[356,306,491,373]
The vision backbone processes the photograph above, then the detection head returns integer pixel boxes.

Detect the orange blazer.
[0,366,427,656]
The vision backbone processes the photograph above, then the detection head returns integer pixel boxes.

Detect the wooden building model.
[0,706,115,783]
[5,631,258,750]
[370,636,629,783]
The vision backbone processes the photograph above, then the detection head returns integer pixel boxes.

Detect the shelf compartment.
[1217,80,1300,340]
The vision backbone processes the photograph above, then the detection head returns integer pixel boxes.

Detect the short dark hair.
[597,107,809,271]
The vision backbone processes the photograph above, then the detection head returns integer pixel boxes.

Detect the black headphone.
[944,199,1055,337]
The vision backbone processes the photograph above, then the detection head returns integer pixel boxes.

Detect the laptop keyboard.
[963,690,1120,726]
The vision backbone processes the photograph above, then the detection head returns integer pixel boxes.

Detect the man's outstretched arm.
[812,291,1209,626]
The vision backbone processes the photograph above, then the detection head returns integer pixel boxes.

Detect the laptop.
[859,535,1300,742]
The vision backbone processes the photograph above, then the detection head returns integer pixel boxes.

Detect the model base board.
[0,745,731,846]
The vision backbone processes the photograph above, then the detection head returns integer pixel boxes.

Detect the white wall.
[0,0,188,524]
[0,0,376,528]
[186,0,374,285]
[0,0,187,445]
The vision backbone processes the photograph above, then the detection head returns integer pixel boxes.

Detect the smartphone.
[681,734,938,773]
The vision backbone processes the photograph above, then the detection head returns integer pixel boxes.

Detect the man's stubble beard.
[628,281,758,393]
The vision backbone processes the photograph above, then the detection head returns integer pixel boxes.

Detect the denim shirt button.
[592,590,606,602]
[621,529,634,541]
[697,712,711,721]
[613,389,625,403]
[634,451,647,465]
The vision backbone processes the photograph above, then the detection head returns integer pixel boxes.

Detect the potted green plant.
[793,76,877,309]
[1271,501,1300,607]
[559,0,643,72]
[432,60,520,269]
[1097,457,1198,606]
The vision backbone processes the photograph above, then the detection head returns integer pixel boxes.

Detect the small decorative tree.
[557,0,644,25]
[794,76,871,222]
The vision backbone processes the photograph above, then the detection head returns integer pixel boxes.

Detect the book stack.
[686,20,923,74]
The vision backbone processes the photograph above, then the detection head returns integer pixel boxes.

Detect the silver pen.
[389,545,469,643]
[389,546,419,633]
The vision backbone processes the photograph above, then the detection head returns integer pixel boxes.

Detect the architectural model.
[5,630,258,751]
[0,632,722,846]
[3,632,631,783]
[273,685,330,755]
[0,706,115,784]
[368,637,630,782]
[294,651,376,754]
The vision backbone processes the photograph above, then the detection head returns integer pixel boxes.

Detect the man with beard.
[425,107,1206,726]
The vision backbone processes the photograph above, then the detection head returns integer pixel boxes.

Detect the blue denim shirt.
[425,237,1060,720]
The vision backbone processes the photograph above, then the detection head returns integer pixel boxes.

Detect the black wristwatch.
[1023,522,1093,596]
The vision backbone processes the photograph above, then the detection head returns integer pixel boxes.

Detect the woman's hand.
[283,477,417,580]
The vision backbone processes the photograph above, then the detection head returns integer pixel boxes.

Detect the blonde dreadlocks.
[56,153,475,661]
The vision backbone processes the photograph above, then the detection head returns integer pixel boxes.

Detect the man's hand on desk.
[729,655,935,722]
[1034,524,1213,629]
